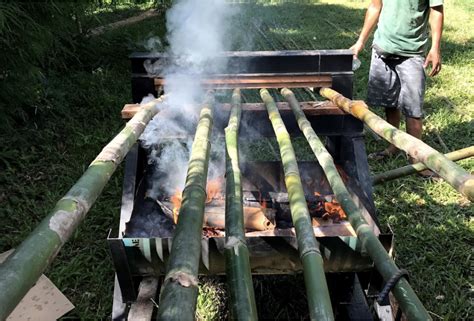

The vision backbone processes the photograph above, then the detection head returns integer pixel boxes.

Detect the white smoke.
[140,0,237,199]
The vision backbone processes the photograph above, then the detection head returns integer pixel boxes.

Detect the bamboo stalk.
[156,95,214,321]
[260,89,334,321]
[282,88,431,321]
[224,89,258,321]
[0,97,165,320]
[320,87,474,201]
[373,146,474,185]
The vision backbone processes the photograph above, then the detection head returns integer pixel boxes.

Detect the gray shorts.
[367,49,426,118]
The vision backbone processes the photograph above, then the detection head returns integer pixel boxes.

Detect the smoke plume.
[139,0,237,199]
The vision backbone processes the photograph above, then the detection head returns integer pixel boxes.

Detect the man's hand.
[350,41,365,59]
[424,48,442,76]
[426,5,443,77]
[350,0,382,59]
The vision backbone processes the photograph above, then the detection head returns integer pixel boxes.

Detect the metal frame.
[108,50,395,320]
[130,50,354,102]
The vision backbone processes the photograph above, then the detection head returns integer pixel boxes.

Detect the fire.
[171,178,223,224]
[206,178,222,203]
[171,188,182,224]
[313,192,347,222]
[323,198,347,222]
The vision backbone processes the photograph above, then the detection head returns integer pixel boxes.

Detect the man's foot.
[368,149,399,161]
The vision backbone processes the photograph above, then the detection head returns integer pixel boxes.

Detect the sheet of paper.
[0,250,75,321]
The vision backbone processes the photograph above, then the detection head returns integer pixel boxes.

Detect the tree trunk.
[224,89,258,321]
[261,88,334,321]
[156,95,214,321]
[283,88,431,321]
[0,97,165,320]
[320,87,474,201]
[373,146,474,185]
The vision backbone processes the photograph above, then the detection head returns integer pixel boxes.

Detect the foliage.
[0,0,472,320]
[0,0,164,130]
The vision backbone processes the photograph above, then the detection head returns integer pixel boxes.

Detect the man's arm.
[350,0,383,59]
[424,5,444,76]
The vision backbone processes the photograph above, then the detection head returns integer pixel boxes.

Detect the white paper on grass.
[0,249,75,321]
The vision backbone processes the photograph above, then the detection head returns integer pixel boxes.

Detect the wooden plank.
[121,101,345,119]
[128,277,158,321]
[153,74,332,89]
[245,221,357,238]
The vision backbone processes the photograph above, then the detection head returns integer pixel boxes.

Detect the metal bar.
[130,50,353,75]
[156,95,214,321]
[321,87,474,201]
[0,97,165,320]
[224,89,258,320]
[260,89,334,321]
[373,145,474,184]
[282,88,431,321]
[154,74,332,89]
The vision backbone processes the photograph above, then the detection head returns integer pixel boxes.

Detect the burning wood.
[170,178,224,224]
[205,207,275,231]
[165,178,275,231]
[309,192,347,223]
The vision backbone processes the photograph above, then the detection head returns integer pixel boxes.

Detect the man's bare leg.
[406,116,435,176]
[406,116,423,163]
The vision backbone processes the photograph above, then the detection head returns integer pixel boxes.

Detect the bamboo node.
[164,271,198,288]
[299,243,322,259]
[224,236,246,256]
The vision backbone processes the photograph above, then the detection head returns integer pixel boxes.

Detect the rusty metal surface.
[153,74,332,89]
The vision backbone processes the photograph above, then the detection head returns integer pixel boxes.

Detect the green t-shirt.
[374,0,443,56]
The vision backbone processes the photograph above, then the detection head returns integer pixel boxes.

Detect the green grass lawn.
[0,0,472,320]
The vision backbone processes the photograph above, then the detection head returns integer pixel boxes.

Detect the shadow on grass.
[372,175,472,319]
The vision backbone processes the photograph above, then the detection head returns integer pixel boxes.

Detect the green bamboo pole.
[320,87,474,201]
[224,89,258,321]
[0,97,165,320]
[156,96,214,321]
[282,88,431,321]
[260,89,334,321]
[373,146,474,185]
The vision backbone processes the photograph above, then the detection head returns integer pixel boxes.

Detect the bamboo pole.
[224,89,258,321]
[260,89,334,321]
[0,97,165,320]
[373,146,474,185]
[156,95,214,321]
[320,87,474,201]
[282,88,431,321]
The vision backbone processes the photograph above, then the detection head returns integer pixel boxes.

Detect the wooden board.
[121,101,345,119]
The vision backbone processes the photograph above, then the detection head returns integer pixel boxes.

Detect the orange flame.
[171,188,182,224]
[323,198,347,221]
[206,178,222,203]
[171,178,223,224]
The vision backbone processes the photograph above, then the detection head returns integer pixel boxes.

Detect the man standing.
[351,0,444,163]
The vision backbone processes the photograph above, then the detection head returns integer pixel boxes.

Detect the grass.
[0,0,472,320]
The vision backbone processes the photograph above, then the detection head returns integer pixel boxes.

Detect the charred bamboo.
[320,87,474,201]
[261,89,334,321]
[0,97,165,319]
[283,88,431,321]
[224,89,258,321]
[373,146,474,184]
[156,96,214,321]
[206,207,275,231]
